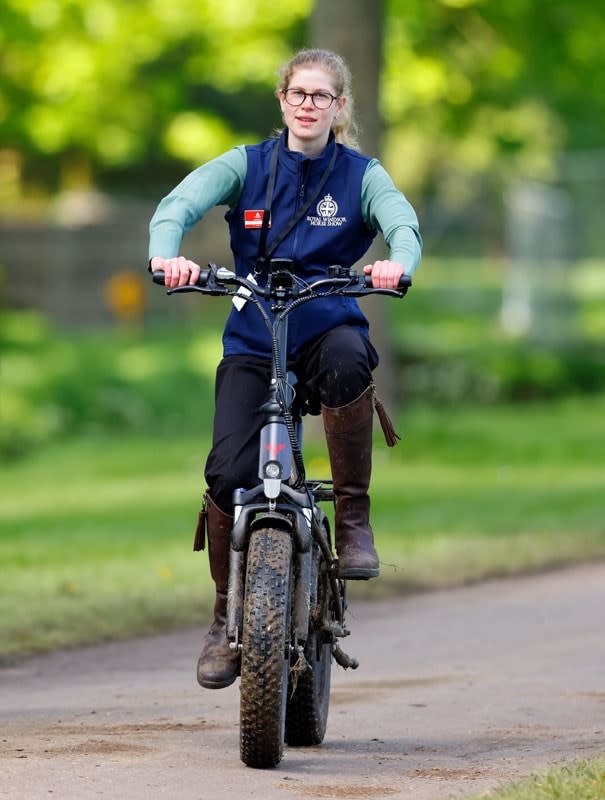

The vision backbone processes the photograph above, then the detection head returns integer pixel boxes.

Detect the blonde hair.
[277,48,360,150]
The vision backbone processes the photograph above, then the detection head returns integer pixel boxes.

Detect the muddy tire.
[285,542,332,746]
[240,528,293,769]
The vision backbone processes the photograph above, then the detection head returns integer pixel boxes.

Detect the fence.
[2,152,604,330]
[1,198,232,327]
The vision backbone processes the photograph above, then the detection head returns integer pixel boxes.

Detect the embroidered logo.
[307,194,347,227]
[244,210,270,229]
[317,194,338,218]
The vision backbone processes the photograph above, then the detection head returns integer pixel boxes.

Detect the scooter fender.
[231,504,311,553]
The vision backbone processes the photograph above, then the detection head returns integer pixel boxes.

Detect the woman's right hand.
[150,256,202,289]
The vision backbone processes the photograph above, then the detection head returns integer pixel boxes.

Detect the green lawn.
[464,756,605,800]
[1,394,604,657]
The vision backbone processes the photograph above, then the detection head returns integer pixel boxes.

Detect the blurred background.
[1,0,604,654]
[2,0,604,455]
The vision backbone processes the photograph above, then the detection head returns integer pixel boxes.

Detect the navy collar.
[278,128,337,175]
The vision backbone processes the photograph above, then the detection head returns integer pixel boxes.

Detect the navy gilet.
[223,129,377,359]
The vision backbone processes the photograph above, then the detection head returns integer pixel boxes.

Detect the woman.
[148,48,422,690]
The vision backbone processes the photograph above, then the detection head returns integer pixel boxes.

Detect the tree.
[310,0,384,156]
[382,0,605,205]
[310,0,401,406]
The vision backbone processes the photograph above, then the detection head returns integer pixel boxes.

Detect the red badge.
[244,210,269,229]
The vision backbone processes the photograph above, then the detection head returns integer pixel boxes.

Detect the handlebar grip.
[363,273,412,290]
[151,269,210,287]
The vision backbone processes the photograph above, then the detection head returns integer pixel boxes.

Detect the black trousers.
[205,325,378,513]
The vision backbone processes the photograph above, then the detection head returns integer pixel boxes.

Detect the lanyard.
[256,138,338,274]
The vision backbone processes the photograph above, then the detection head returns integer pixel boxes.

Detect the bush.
[2,258,604,458]
[399,343,605,405]
[0,311,217,459]
[393,257,605,405]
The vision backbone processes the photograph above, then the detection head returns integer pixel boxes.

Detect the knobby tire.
[240,528,293,768]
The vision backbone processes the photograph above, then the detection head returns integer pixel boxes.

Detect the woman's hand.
[150,256,202,289]
[362,260,406,289]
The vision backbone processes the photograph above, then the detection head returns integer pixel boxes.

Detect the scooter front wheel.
[239,528,293,768]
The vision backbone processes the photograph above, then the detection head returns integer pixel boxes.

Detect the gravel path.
[2,562,604,799]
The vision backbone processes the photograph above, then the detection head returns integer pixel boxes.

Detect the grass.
[1,256,603,656]
[0,435,211,657]
[464,756,605,799]
[1,393,604,657]
[3,257,604,459]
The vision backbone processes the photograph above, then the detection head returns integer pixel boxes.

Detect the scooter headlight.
[264,461,281,479]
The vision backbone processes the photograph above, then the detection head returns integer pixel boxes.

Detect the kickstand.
[332,643,359,670]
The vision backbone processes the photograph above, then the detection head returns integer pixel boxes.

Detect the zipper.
[291,159,310,259]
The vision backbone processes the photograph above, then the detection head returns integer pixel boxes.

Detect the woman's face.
[279,65,347,155]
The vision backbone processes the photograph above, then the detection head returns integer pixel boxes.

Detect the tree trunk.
[309,1,396,408]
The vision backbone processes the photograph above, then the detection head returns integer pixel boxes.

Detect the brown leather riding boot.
[322,385,380,580]
[196,493,240,689]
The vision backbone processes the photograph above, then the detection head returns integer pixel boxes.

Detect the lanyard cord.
[255,138,338,274]
[256,142,279,272]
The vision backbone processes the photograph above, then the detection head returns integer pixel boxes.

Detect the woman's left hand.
[362,260,406,289]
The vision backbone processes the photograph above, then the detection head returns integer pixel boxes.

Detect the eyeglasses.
[282,88,339,110]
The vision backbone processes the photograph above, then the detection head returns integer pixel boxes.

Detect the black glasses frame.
[282,88,339,110]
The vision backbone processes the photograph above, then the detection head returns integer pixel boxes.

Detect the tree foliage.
[382,0,605,200]
[0,0,604,204]
[0,0,310,195]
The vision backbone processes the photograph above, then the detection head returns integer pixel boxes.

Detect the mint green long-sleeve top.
[149,146,422,274]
